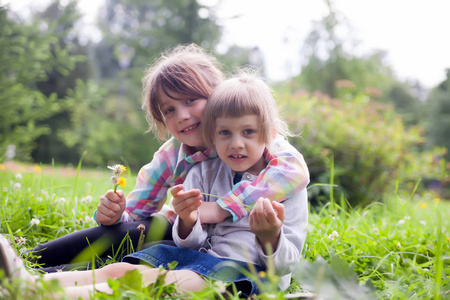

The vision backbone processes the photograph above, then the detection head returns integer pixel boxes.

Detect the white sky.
[3,0,450,89]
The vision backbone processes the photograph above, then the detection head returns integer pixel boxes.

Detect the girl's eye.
[218,130,231,136]
[243,129,255,135]
[163,108,174,115]
[186,98,197,104]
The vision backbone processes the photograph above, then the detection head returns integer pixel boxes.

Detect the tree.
[30,0,93,164]
[292,0,424,126]
[426,69,450,160]
[0,5,80,161]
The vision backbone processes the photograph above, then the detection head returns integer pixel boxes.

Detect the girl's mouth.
[229,154,246,161]
[181,123,199,133]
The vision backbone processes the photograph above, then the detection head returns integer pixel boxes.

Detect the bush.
[280,90,448,206]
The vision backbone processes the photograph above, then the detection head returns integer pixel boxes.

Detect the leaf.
[292,255,377,300]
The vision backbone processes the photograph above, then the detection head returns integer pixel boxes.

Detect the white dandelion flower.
[15,236,26,245]
[30,218,40,226]
[214,281,227,293]
[107,164,126,175]
[328,231,339,240]
[15,173,22,180]
[81,195,92,204]
[13,183,21,190]
[110,176,119,185]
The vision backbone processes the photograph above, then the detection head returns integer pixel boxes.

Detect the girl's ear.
[271,128,278,139]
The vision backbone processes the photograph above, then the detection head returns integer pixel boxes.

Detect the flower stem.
[200,192,254,211]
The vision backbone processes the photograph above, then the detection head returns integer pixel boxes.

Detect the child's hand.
[96,190,126,226]
[249,197,285,254]
[171,185,202,238]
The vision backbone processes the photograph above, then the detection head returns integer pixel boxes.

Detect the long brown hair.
[142,44,224,140]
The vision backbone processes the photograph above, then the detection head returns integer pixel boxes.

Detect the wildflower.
[434,197,440,203]
[14,237,26,245]
[328,231,339,240]
[41,190,49,198]
[34,166,42,173]
[420,203,428,209]
[81,195,92,204]
[110,176,119,185]
[59,197,66,204]
[0,164,5,170]
[258,271,266,278]
[447,237,450,243]
[373,227,379,234]
[30,218,40,226]
[420,220,426,226]
[214,281,227,294]
[398,219,405,225]
[13,183,21,190]
[117,177,126,187]
[396,242,401,249]
[137,224,146,231]
[85,216,93,223]
[15,173,22,180]
[107,164,126,175]
[111,175,126,192]
[36,197,43,202]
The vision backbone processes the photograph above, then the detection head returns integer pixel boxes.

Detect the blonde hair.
[203,69,291,149]
[142,43,224,140]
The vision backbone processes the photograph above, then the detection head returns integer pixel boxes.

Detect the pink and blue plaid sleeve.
[120,141,179,222]
[216,136,310,222]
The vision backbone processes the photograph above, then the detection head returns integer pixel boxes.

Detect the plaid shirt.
[120,135,309,223]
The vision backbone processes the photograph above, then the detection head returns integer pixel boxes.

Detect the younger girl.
[29,44,309,272]
[0,71,308,298]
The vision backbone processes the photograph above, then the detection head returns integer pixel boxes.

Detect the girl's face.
[213,114,266,175]
[159,90,207,151]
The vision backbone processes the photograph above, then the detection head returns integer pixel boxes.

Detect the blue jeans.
[123,244,264,296]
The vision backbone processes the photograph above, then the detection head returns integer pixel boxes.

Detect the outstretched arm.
[216,136,310,222]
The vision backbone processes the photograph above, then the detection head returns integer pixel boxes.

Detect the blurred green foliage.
[426,70,450,161]
[280,87,448,205]
[1,0,449,203]
[0,5,81,161]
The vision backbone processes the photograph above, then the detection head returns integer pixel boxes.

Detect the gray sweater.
[173,158,308,290]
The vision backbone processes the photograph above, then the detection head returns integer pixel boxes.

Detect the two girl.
[1,70,308,298]
[30,44,309,272]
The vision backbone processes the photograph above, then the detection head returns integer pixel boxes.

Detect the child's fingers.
[272,201,285,222]
[170,185,184,197]
[105,190,122,203]
[262,198,278,223]
[250,198,265,223]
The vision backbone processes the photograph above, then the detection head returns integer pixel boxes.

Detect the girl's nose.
[176,108,190,122]
[230,135,244,149]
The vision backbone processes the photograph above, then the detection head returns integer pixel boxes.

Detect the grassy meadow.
[0,161,449,299]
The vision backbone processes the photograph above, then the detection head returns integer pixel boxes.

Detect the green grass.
[0,161,449,299]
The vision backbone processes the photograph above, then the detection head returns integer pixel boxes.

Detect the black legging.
[30,214,172,273]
